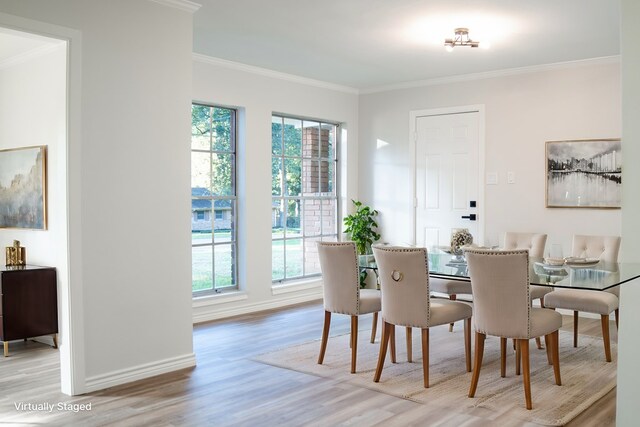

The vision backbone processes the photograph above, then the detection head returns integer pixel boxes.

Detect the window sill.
[272,278,322,295]
[193,291,248,307]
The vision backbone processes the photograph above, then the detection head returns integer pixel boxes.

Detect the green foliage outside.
[192,105,234,196]
[272,120,302,225]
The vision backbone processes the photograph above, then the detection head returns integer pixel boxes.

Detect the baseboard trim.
[84,353,196,393]
[193,290,322,324]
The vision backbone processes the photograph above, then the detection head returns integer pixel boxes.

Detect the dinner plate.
[534,261,566,271]
[565,258,600,268]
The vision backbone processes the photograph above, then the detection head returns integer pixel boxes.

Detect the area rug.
[254,326,616,426]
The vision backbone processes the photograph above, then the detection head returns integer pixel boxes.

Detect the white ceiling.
[193,0,620,90]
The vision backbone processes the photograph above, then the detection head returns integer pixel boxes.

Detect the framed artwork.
[546,139,621,208]
[0,146,47,229]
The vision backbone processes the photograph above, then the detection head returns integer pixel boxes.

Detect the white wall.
[0,44,66,273]
[616,0,640,424]
[192,56,359,322]
[359,62,622,254]
[0,0,196,394]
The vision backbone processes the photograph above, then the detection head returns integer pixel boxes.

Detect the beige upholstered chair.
[433,232,548,333]
[466,249,562,410]
[543,235,621,362]
[504,232,549,350]
[372,246,472,388]
[316,242,381,374]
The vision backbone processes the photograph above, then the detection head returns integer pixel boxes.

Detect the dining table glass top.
[359,251,640,291]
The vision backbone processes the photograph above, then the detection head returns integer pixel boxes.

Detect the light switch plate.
[486,172,498,185]
[507,171,516,184]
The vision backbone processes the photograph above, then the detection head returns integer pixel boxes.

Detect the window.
[271,115,338,282]
[191,104,237,294]
[215,210,224,220]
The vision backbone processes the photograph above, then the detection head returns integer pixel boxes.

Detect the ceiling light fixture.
[444,28,487,52]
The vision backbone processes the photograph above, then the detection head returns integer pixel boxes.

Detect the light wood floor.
[0,301,617,426]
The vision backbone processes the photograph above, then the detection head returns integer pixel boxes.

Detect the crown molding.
[148,0,201,13]
[360,55,621,94]
[0,41,65,71]
[193,53,359,95]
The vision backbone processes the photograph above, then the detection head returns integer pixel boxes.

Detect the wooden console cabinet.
[0,265,58,357]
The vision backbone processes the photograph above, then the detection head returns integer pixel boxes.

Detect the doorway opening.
[0,25,69,392]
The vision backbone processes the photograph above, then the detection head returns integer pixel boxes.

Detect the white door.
[414,110,482,248]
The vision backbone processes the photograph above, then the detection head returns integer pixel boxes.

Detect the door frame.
[409,105,486,246]
[0,12,85,395]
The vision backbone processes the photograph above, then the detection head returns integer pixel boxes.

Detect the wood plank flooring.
[0,301,618,426]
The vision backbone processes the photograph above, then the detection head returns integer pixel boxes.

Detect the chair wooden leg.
[540,298,546,309]
[468,332,486,397]
[615,309,619,330]
[601,314,612,362]
[390,324,397,363]
[515,340,521,376]
[449,295,457,332]
[422,328,430,388]
[464,317,471,372]
[371,312,378,343]
[521,339,532,410]
[374,322,390,382]
[318,310,331,364]
[406,327,413,363]
[351,316,358,373]
[544,334,552,365]
[500,337,506,378]
[551,330,562,386]
[573,311,579,348]
[535,337,543,350]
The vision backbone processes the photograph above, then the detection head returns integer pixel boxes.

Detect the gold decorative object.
[5,240,26,266]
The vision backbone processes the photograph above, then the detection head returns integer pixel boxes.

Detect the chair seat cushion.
[429,278,472,295]
[530,285,552,301]
[544,289,618,315]
[529,308,563,339]
[427,299,473,328]
[359,289,381,314]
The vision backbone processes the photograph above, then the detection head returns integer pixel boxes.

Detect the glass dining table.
[360,251,640,291]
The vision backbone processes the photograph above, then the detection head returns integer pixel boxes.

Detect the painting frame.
[545,138,621,209]
[0,145,48,230]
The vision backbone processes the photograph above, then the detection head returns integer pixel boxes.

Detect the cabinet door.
[1,269,58,340]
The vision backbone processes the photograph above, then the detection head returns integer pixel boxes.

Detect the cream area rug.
[254,325,616,426]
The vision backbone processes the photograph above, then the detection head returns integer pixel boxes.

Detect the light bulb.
[445,44,454,52]
[479,41,491,50]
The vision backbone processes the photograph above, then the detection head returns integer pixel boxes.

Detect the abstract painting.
[0,146,47,229]
[546,139,621,208]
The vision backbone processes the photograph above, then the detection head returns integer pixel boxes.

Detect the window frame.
[271,113,340,283]
[191,102,238,295]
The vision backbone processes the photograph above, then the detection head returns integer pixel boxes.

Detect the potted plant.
[343,200,381,289]
[344,200,381,256]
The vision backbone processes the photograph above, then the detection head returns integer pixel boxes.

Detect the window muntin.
[192,104,238,293]
[271,115,338,282]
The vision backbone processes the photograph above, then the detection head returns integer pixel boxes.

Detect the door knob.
[461,214,477,221]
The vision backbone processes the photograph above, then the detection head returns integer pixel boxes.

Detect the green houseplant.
[343,200,381,288]
[343,200,381,256]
